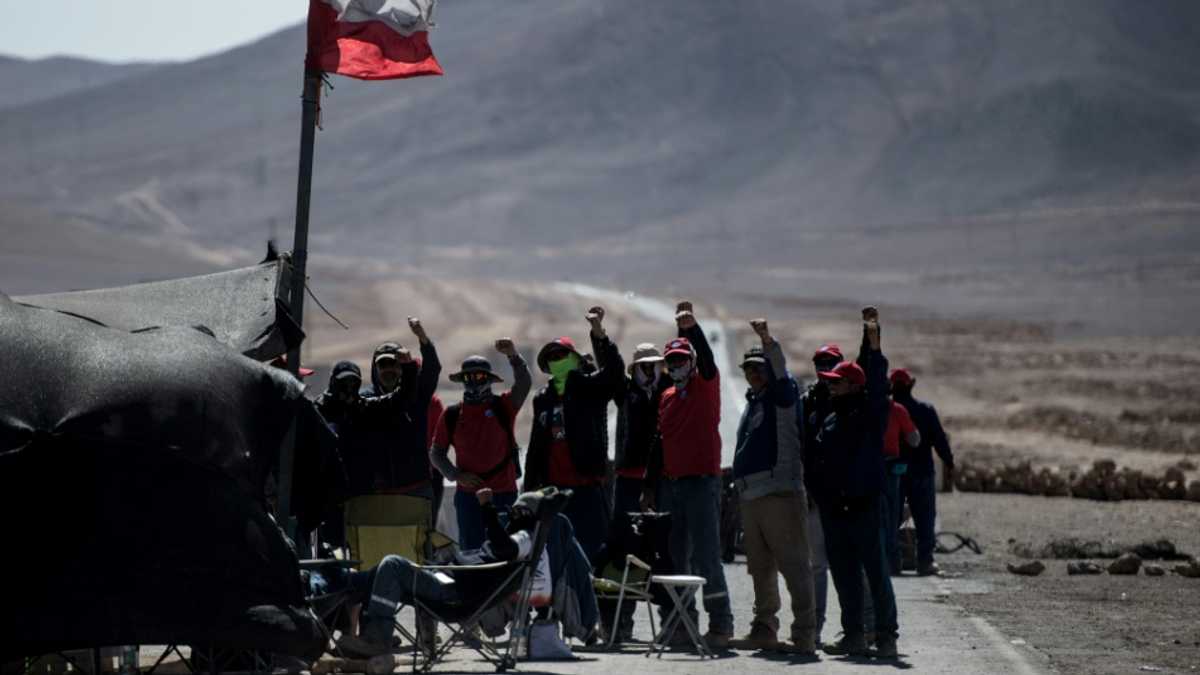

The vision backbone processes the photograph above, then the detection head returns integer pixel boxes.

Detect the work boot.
[789,633,817,655]
[703,631,732,650]
[736,622,778,650]
[918,561,940,577]
[823,633,869,657]
[874,634,898,659]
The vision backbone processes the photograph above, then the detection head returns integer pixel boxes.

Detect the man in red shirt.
[429,338,531,549]
[643,301,734,649]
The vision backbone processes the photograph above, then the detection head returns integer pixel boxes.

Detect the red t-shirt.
[883,401,917,458]
[545,403,602,487]
[658,370,722,478]
[432,392,518,493]
[427,394,446,449]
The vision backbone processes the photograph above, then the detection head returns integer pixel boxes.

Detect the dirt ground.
[937,492,1200,675]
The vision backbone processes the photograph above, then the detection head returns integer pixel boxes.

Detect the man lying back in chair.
[334,487,554,658]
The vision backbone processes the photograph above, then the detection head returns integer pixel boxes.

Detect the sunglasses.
[463,371,492,384]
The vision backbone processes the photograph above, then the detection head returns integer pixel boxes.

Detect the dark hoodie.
[315,341,441,497]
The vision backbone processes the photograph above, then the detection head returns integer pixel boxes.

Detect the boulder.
[1092,459,1117,477]
[1007,561,1046,576]
[1173,560,1200,579]
[1187,481,1200,503]
[1130,539,1179,560]
[1107,553,1142,575]
[1144,564,1166,577]
[1067,561,1103,575]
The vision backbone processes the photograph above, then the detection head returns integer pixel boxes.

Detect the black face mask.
[832,390,866,416]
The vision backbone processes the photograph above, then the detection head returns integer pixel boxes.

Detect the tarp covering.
[0,292,344,660]
[12,260,303,361]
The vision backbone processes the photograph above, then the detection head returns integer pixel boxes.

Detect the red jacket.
[649,324,723,481]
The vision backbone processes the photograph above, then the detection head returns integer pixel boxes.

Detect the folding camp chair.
[403,489,571,673]
[593,554,656,649]
[343,495,440,652]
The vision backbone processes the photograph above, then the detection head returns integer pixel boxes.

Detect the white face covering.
[668,363,692,385]
[634,364,660,389]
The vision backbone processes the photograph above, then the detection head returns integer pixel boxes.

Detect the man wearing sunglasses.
[430,338,532,549]
[731,318,817,654]
[524,306,625,562]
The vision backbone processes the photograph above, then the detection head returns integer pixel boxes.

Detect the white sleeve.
[510,530,534,560]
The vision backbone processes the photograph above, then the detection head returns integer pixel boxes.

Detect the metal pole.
[277,70,323,536]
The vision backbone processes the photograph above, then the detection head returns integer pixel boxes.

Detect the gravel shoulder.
[936,492,1200,675]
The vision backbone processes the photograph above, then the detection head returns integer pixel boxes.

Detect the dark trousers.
[819,497,898,639]
[612,475,644,524]
[900,473,937,566]
[882,470,903,570]
[454,490,517,550]
[558,483,611,564]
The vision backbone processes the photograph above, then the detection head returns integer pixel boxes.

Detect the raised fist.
[675,301,697,329]
[408,316,429,343]
[494,338,517,357]
[861,306,879,324]
[750,318,770,339]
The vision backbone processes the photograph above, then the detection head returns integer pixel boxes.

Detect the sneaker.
[822,633,869,657]
[736,622,778,650]
[703,631,733,650]
[918,561,941,577]
[874,635,898,659]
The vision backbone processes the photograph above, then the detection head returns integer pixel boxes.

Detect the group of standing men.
[311,300,953,660]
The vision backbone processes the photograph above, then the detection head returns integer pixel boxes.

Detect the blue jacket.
[732,341,805,501]
[893,392,953,477]
[810,331,890,508]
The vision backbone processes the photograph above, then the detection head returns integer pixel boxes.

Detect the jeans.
[819,497,899,639]
[360,554,460,645]
[665,476,734,636]
[740,492,816,642]
[454,490,517,550]
[882,469,903,571]
[900,473,937,566]
[559,483,611,564]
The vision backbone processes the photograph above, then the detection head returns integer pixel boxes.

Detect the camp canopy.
[13,259,303,361]
[0,291,343,660]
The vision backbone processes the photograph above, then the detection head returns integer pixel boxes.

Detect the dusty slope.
[1,1,1199,335]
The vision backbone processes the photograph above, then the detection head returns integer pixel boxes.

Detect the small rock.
[1068,561,1103,575]
[1144,564,1166,577]
[1008,560,1046,576]
[1108,553,1143,575]
[1173,560,1200,578]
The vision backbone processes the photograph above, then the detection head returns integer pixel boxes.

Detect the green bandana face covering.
[548,352,581,395]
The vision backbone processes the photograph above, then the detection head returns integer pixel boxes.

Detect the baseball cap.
[817,361,866,386]
[663,337,693,359]
[889,368,915,388]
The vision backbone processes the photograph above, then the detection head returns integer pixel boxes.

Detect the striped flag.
[306,0,443,80]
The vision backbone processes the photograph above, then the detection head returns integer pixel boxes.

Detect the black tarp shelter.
[0,288,343,660]
[13,259,303,362]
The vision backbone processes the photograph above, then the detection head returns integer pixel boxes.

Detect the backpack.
[443,397,523,479]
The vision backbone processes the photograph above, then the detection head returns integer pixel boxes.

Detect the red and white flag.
[306,0,443,80]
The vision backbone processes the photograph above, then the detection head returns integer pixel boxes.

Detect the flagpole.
[278,68,323,538]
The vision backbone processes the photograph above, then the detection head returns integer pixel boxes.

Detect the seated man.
[331,487,553,658]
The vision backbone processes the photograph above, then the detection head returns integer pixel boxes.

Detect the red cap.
[536,336,582,373]
[817,361,866,386]
[663,337,694,358]
[889,368,915,388]
[812,344,844,362]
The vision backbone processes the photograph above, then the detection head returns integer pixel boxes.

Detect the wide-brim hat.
[449,355,504,383]
[536,336,582,373]
[740,346,767,369]
[627,342,665,375]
